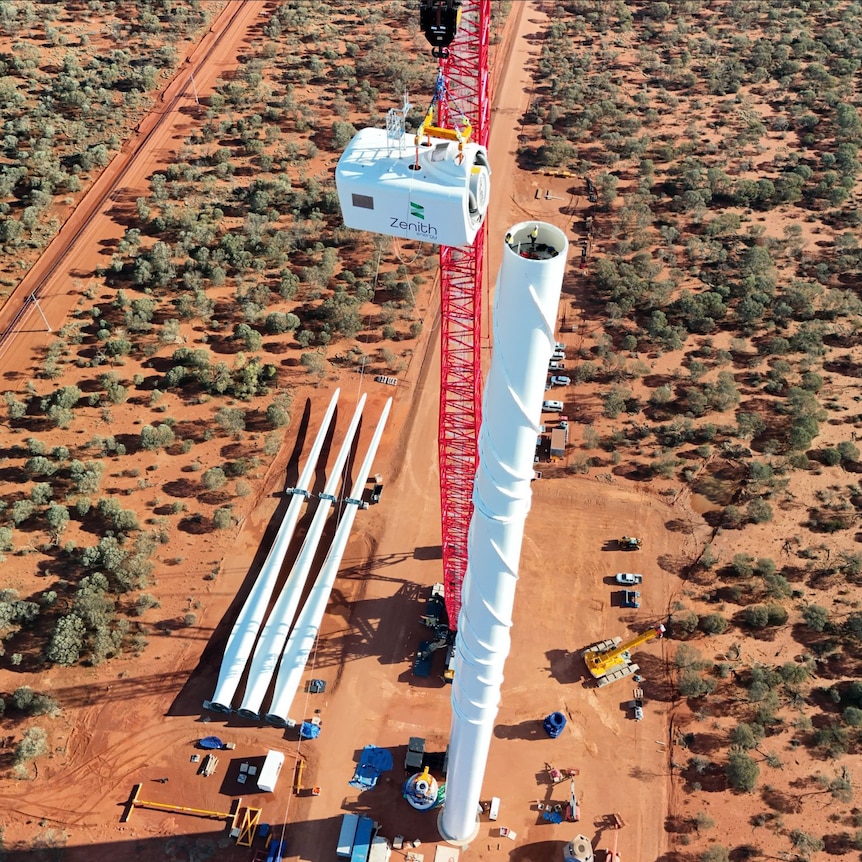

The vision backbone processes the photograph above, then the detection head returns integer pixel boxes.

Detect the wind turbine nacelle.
[335,127,491,248]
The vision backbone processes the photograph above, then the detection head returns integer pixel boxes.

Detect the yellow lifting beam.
[121,783,240,823]
[294,758,306,794]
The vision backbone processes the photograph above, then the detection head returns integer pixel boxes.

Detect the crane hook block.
[335,127,491,248]
[420,0,462,53]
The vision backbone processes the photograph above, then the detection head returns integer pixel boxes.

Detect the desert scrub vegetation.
[0,0,465,672]
[49,4,443,391]
[12,726,49,778]
[0,0,217,290]
[520,0,862,500]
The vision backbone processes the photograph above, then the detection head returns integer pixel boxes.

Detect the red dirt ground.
[6,3,853,862]
[0,4,674,862]
[0,5,670,861]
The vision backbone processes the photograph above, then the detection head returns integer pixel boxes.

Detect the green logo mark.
[410,201,425,220]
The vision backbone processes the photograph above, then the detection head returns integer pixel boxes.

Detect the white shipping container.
[368,836,392,862]
[256,749,285,793]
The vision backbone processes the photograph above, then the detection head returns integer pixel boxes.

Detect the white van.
[542,400,564,412]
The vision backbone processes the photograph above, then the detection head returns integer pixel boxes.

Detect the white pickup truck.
[615,572,643,585]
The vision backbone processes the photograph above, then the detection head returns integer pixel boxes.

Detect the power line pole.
[30,293,52,333]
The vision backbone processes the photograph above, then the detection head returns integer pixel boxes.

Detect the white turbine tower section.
[207,388,340,713]
[236,394,368,719]
[440,223,569,844]
[265,397,393,726]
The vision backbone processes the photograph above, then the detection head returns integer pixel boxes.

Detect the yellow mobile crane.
[582,624,665,687]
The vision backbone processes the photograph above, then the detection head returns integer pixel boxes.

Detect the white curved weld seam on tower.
[441,223,569,843]
[265,397,393,726]
[236,394,368,719]
[207,388,341,713]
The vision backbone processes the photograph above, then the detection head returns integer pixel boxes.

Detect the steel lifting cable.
[391,235,422,265]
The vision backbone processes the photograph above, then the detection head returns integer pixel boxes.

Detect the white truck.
[615,572,643,585]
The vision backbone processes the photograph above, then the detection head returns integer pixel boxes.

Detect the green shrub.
[201,467,227,491]
[266,402,290,428]
[731,554,755,577]
[743,605,769,628]
[46,614,86,665]
[14,726,48,768]
[134,593,160,615]
[747,498,773,523]
[669,609,700,637]
[726,750,759,792]
[678,670,717,698]
[215,406,246,437]
[821,447,842,466]
[12,687,35,711]
[730,723,764,750]
[700,613,729,635]
[766,604,788,626]
[802,605,829,632]
[140,424,175,451]
[838,441,860,463]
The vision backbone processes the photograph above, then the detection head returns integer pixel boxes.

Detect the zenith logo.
[391,202,438,239]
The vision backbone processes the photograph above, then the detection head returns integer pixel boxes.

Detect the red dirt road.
[0,0,258,378]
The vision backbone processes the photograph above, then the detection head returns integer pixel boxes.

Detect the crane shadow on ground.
[545,648,587,685]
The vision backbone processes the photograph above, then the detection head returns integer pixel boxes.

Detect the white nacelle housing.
[335,127,491,248]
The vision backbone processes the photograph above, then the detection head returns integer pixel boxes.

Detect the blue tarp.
[349,745,394,790]
[199,736,224,749]
[300,721,321,740]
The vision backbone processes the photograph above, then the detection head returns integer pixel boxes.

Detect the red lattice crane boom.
[420,0,491,630]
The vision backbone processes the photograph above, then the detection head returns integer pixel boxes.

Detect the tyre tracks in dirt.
[1,708,201,827]
[0,0,260,377]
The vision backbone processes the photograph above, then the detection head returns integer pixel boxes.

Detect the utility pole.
[30,293,52,333]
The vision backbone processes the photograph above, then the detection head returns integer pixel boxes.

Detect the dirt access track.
[0,0,261,373]
[0,4,675,862]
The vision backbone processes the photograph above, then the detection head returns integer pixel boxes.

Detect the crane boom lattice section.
[437,0,490,630]
[439,239,484,627]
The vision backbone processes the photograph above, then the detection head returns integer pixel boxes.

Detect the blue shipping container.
[350,817,374,862]
[337,813,360,858]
